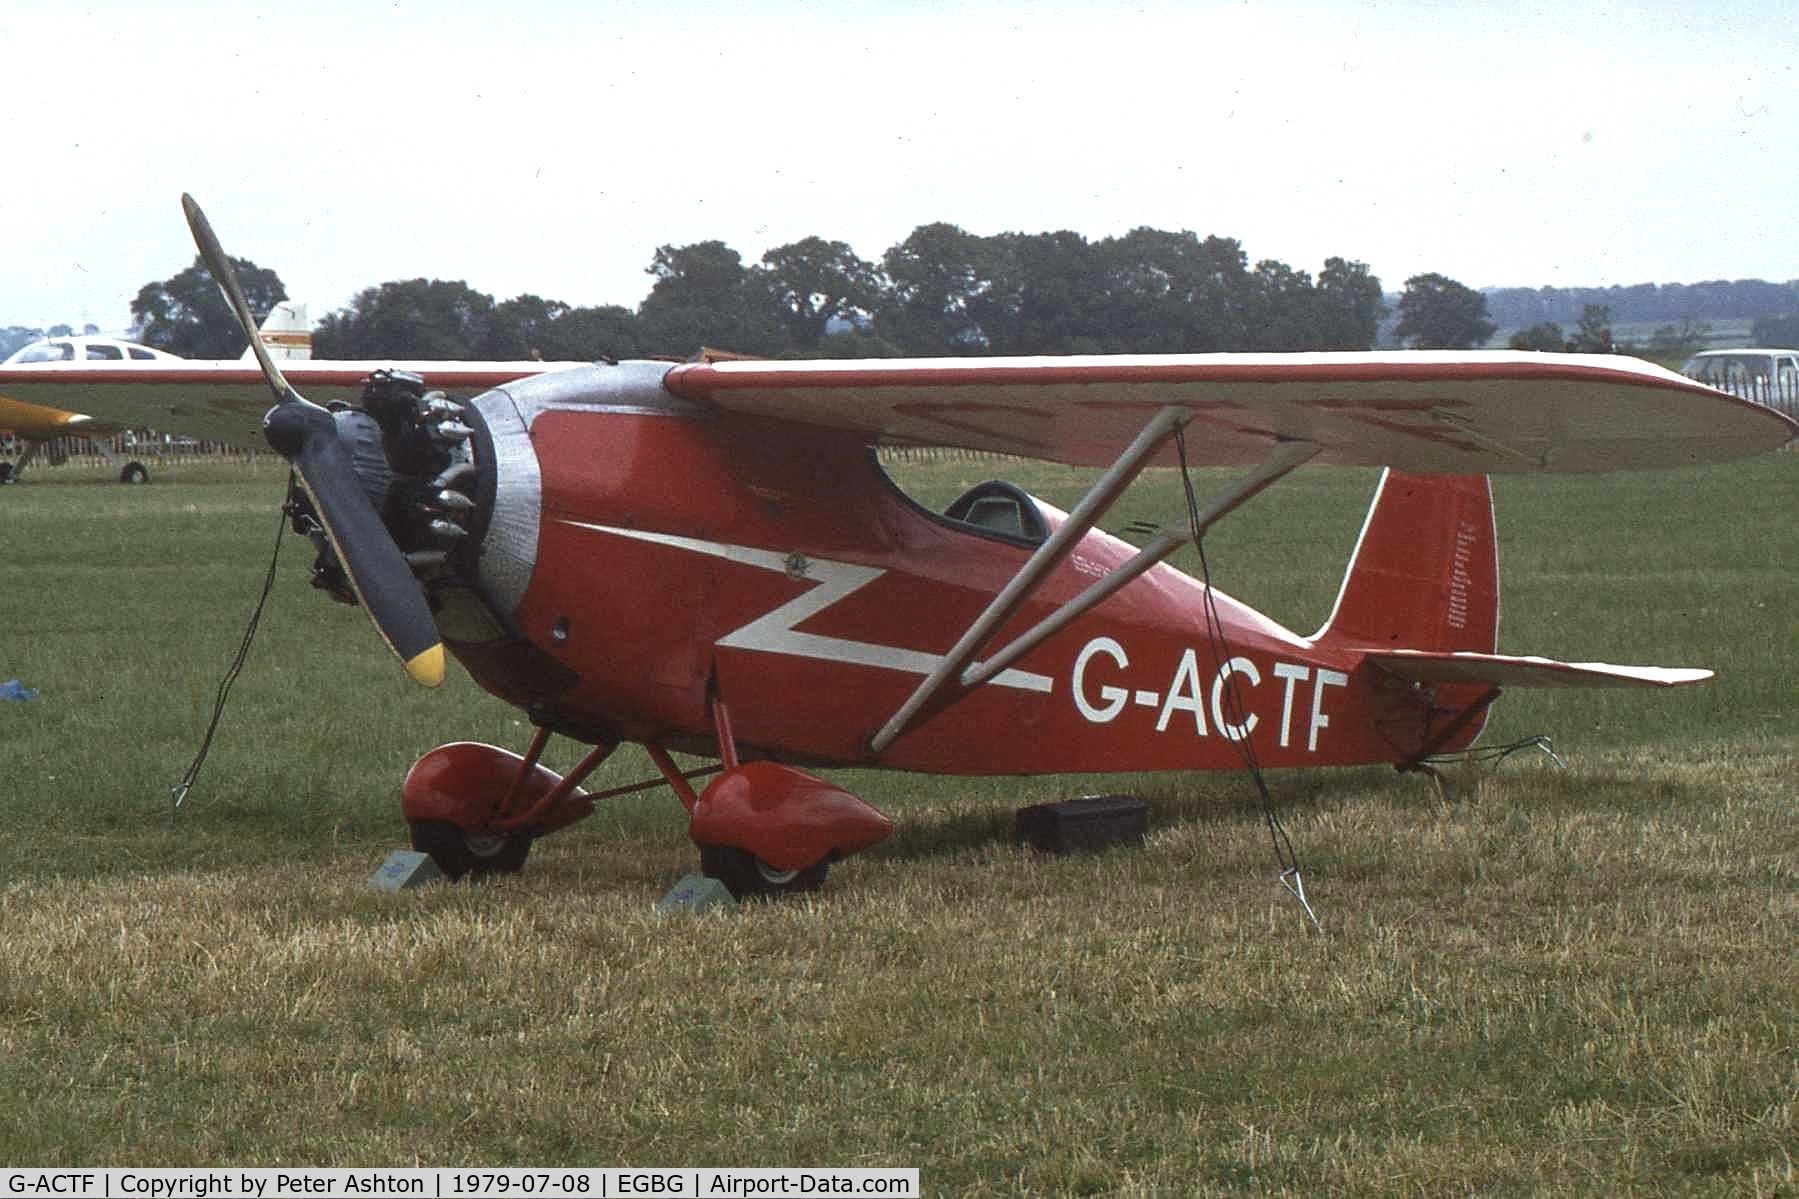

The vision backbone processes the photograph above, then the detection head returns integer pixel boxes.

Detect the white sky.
[3,0,1794,332]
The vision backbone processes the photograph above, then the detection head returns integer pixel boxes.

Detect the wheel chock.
[656,873,739,916]
[371,849,443,892]
[1015,795,1149,854]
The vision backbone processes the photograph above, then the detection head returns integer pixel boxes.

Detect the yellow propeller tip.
[405,643,446,688]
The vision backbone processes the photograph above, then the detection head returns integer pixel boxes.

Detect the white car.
[1680,348,1799,416]
[3,335,181,364]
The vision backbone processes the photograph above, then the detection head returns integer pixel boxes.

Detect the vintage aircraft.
[0,302,314,485]
[0,196,1792,896]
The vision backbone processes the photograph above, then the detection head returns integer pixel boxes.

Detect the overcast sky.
[4,0,1793,332]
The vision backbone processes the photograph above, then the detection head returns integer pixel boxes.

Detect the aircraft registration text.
[1071,636,1348,752]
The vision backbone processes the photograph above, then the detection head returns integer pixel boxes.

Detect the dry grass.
[0,457,1794,1192]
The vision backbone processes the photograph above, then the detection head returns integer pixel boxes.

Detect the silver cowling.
[458,360,680,631]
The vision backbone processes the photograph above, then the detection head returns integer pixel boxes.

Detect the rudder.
[1316,469,1498,656]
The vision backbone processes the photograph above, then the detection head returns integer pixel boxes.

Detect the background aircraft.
[0,302,313,484]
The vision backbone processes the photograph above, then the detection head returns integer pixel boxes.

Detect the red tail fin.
[1317,470,1498,656]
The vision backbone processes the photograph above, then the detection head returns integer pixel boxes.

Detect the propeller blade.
[182,194,445,688]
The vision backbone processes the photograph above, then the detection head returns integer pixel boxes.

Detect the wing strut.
[960,436,1321,692]
[868,408,1320,756]
[868,405,1189,756]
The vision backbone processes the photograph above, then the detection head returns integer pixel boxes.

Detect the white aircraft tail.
[242,301,312,361]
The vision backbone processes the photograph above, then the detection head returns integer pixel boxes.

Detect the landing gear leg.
[694,694,828,897]
[643,693,888,900]
[642,740,826,898]
[86,436,150,484]
[3,440,41,483]
[403,732,614,882]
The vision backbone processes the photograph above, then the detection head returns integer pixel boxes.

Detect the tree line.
[8,223,1797,364]
[312,224,1397,361]
[128,223,1409,361]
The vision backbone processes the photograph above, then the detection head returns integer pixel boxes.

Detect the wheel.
[409,819,532,882]
[697,843,829,899]
[119,461,150,484]
[0,462,13,484]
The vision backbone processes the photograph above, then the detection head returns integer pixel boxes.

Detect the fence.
[1680,359,1799,442]
[0,431,266,469]
[1713,377,1796,452]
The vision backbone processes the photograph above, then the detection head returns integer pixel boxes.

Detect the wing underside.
[2,350,1792,473]
[664,351,1797,473]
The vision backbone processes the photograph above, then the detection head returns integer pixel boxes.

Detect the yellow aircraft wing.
[0,360,586,448]
[0,393,105,440]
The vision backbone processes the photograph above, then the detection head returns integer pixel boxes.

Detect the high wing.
[4,350,1792,472]
[0,360,587,448]
[664,350,1796,472]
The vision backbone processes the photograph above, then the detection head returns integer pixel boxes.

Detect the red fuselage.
[451,366,1458,776]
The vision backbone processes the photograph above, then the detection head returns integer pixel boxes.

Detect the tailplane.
[1318,470,1712,763]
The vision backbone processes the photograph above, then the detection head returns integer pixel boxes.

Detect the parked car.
[2,335,180,364]
[1680,348,1799,416]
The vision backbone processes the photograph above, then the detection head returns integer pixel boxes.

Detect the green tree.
[1750,312,1799,347]
[1245,259,1318,351]
[313,279,496,359]
[1647,318,1711,357]
[759,237,883,351]
[545,304,649,361]
[1392,273,1495,349]
[1313,258,1386,350]
[875,222,996,354]
[486,294,571,359]
[638,241,784,356]
[1508,322,1566,352]
[969,231,1106,355]
[1569,304,1612,353]
[132,254,288,358]
[1093,228,1252,352]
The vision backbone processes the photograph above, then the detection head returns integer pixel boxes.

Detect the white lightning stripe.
[558,521,1055,693]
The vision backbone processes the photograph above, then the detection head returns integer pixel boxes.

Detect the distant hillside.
[1481,280,1799,329]
[1374,279,1799,349]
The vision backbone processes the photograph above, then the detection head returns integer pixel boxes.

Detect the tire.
[697,843,829,899]
[119,461,150,484]
[0,462,13,484]
[409,819,532,882]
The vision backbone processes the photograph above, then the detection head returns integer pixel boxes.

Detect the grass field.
[1,454,1794,1192]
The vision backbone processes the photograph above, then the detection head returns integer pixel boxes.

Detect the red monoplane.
[2,198,1790,896]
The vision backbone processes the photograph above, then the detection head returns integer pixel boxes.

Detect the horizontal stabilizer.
[1364,649,1712,689]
